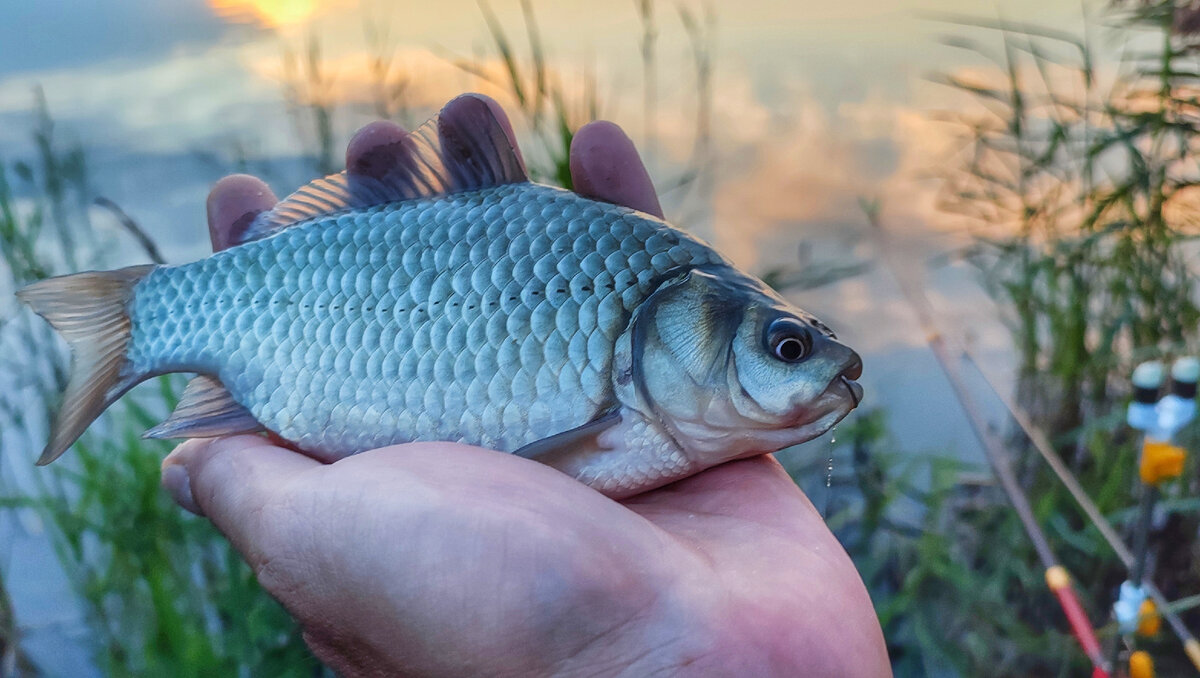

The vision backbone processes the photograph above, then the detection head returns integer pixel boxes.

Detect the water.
[0,0,1047,459]
[0,0,1095,672]
[823,427,837,518]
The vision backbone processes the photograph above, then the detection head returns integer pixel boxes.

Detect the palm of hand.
[164,95,890,677]
[183,438,883,676]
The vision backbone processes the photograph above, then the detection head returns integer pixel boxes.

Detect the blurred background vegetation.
[6,0,1200,676]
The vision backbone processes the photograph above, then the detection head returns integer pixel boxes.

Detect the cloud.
[704,81,910,269]
[0,4,1064,276]
[0,0,233,78]
[245,44,500,116]
[210,0,331,28]
[0,42,295,158]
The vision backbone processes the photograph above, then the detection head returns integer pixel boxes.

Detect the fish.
[17,95,863,499]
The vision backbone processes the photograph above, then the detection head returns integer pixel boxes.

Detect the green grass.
[793,410,1084,677]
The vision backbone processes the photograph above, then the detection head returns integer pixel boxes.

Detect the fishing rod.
[1107,359,1198,676]
[956,347,1200,675]
[867,213,1200,674]
[865,215,1109,676]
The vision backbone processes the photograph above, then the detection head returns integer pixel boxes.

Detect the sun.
[208,0,322,28]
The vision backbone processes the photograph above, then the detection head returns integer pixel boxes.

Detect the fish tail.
[16,264,156,464]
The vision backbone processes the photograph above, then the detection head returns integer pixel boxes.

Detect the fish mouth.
[787,362,864,441]
[838,354,864,407]
[842,376,864,407]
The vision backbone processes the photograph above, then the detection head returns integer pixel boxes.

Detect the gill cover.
[616,268,739,421]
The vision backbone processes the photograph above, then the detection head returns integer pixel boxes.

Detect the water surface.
[0,1,1107,672]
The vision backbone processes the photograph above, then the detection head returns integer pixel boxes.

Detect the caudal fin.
[16,265,155,464]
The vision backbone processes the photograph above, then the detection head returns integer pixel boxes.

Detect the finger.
[442,93,527,172]
[345,120,408,179]
[569,121,663,219]
[161,436,320,563]
[206,175,278,251]
[347,95,527,184]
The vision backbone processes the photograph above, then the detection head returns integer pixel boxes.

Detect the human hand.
[162,94,890,677]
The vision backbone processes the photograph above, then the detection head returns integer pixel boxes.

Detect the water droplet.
[823,426,838,518]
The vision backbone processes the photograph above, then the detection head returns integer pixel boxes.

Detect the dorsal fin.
[241,95,527,243]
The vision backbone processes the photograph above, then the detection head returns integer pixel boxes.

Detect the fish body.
[18,96,863,497]
[129,183,721,458]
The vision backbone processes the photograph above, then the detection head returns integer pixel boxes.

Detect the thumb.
[569,121,663,219]
[161,436,320,567]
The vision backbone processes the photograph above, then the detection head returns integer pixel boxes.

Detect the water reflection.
[0,0,1081,465]
[208,0,322,27]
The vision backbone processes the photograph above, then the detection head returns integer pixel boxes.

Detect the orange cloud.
[209,0,339,28]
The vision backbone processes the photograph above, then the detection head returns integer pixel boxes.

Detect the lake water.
[0,0,1110,673]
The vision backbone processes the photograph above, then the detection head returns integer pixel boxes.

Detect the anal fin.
[144,375,264,440]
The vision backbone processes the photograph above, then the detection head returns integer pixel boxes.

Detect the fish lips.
[786,373,863,441]
[843,375,864,406]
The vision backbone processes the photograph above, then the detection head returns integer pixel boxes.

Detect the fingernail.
[162,463,204,516]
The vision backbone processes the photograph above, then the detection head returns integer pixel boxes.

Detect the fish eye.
[765,317,812,363]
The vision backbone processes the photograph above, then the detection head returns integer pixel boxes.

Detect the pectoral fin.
[516,409,694,499]
[144,375,264,439]
[515,408,623,463]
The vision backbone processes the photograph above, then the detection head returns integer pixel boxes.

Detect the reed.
[926,1,1200,672]
[281,35,340,176]
[362,15,413,127]
[443,0,597,189]
[0,563,36,677]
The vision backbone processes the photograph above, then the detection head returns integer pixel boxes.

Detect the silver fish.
[18,96,862,498]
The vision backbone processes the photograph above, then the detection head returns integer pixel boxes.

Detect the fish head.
[619,266,863,467]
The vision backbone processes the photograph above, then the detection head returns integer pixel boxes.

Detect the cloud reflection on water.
[209,0,324,27]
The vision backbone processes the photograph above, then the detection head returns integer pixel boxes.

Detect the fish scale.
[126,183,723,457]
